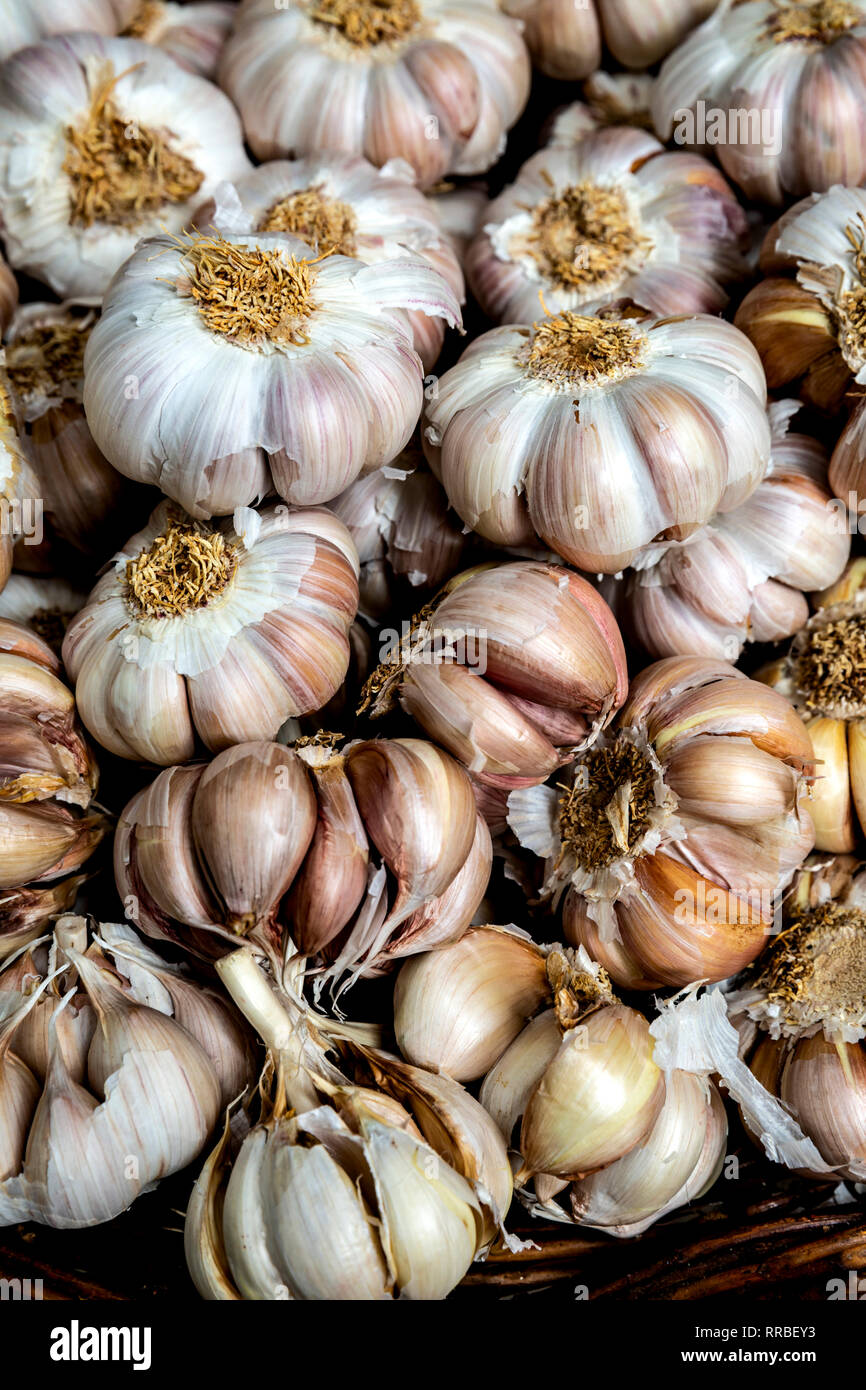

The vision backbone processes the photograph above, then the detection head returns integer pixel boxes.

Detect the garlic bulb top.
[115,735,491,981]
[0,576,87,657]
[0,34,252,299]
[424,308,771,573]
[330,450,471,621]
[653,0,866,205]
[736,185,866,412]
[608,400,851,661]
[0,619,106,955]
[0,913,251,1227]
[63,500,360,765]
[509,656,816,989]
[359,560,628,793]
[194,154,464,373]
[465,125,749,325]
[117,2,236,78]
[83,228,461,519]
[502,0,719,79]
[544,76,655,142]
[219,0,531,188]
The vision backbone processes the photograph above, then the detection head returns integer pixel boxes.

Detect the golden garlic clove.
[807,717,856,854]
[847,719,866,844]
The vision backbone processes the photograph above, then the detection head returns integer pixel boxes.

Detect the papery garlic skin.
[654,1,866,205]
[0,0,120,63]
[0,576,87,658]
[220,0,530,188]
[609,401,850,661]
[424,310,770,573]
[0,914,235,1228]
[361,560,628,794]
[0,34,251,299]
[116,736,490,975]
[735,186,866,413]
[503,0,718,79]
[465,126,748,325]
[509,656,815,990]
[545,74,655,141]
[116,1,236,78]
[330,452,470,621]
[193,154,464,372]
[83,229,460,518]
[63,501,359,765]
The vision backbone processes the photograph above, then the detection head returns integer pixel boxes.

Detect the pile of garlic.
[2,0,866,1306]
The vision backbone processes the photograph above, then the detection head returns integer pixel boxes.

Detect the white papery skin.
[424,313,771,574]
[83,229,460,517]
[115,1,237,78]
[0,35,251,299]
[194,154,464,370]
[653,0,866,204]
[219,0,530,188]
[0,0,121,63]
[465,126,749,325]
[62,500,360,764]
[502,0,718,78]
[612,400,851,660]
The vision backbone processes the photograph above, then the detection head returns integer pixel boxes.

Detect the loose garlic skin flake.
[83,229,461,518]
[424,311,771,574]
[0,34,251,299]
[653,0,866,205]
[465,126,749,325]
[219,0,531,188]
[62,501,360,765]
[194,153,464,371]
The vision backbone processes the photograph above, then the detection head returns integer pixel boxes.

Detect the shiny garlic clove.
[509,656,815,990]
[63,501,360,765]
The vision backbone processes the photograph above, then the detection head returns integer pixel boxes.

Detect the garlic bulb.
[116,1,236,77]
[359,560,628,795]
[219,0,530,188]
[83,229,460,519]
[0,0,120,63]
[0,619,105,954]
[607,401,851,662]
[330,450,470,621]
[735,186,866,413]
[115,736,491,981]
[544,75,655,142]
[465,126,748,325]
[0,371,41,597]
[0,576,87,656]
[727,856,866,1181]
[759,562,866,852]
[5,301,142,561]
[654,0,866,204]
[193,154,464,371]
[63,500,359,765]
[186,944,511,1299]
[428,184,487,262]
[0,913,243,1227]
[508,656,815,990]
[0,34,251,299]
[502,0,718,79]
[423,308,771,573]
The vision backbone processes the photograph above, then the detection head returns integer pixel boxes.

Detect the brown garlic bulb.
[358,561,628,799]
[735,185,866,412]
[63,500,360,765]
[115,736,491,982]
[330,452,471,622]
[0,619,105,956]
[607,401,851,661]
[758,560,866,853]
[728,856,866,1182]
[509,657,815,990]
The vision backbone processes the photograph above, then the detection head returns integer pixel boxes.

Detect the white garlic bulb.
[0,0,120,63]
[502,0,719,79]
[465,125,749,324]
[0,34,251,299]
[654,0,866,204]
[424,310,771,574]
[116,1,236,77]
[0,576,87,656]
[194,154,464,372]
[83,228,460,518]
[219,0,530,188]
[0,914,247,1227]
[62,501,360,765]
[544,74,655,141]
[609,401,851,661]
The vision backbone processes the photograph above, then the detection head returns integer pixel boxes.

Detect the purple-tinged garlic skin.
[504,0,718,79]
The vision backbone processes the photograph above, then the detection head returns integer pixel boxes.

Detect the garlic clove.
[781,1035,866,1179]
[118,766,220,933]
[184,1113,242,1301]
[0,801,104,890]
[847,719,866,843]
[479,1009,562,1145]
[288,746,370,956]
[807,717,856,853]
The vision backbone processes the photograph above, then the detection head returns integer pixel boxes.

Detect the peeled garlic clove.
[192,743,318,938]
[781,1035,866,1180]
[394,926,548,1082]
[519,1003,664,1180]
[808,717,856,854]
[288,745,370,956]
